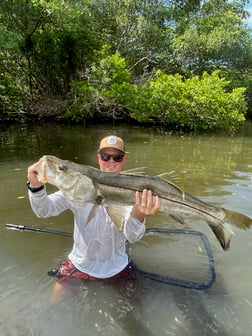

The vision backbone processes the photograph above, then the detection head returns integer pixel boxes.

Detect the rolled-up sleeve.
[123,213,146,244]
[28,188,71,218]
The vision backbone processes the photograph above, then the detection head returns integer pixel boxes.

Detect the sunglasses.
[100,153,124,162]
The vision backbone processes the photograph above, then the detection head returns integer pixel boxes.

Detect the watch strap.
[26,181,45,193]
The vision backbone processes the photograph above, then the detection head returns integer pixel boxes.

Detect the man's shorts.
[48,258,136,285]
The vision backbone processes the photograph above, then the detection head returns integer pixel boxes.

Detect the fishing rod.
[5,224,72,237]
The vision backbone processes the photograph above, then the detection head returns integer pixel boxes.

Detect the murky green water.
[0,122,252,335]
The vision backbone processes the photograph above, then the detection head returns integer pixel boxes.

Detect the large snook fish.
[37,155,252,251]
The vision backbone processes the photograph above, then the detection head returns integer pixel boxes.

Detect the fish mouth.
[38,156,56,184]
[37,158,47,183]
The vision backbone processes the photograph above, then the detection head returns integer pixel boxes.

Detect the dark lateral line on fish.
[165,198,222,222]
[96,182,222,222]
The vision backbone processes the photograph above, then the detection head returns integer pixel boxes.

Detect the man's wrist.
[26,181,45,193]
[131,208,145,223]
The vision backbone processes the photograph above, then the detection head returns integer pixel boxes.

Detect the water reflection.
[1,122,252,335]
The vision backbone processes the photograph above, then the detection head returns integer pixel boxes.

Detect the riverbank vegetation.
[1,0,252,132]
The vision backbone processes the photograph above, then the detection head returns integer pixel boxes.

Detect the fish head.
[37,155,98,205]
[38,155,78,188]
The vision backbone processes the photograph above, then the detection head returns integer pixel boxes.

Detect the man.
[27,135,160,284]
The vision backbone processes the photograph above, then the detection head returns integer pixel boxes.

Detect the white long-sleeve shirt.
[28,188,146,278]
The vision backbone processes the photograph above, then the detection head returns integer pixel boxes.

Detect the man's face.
[97,148,127,172]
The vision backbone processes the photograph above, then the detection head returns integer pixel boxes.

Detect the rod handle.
[5,224,25,231]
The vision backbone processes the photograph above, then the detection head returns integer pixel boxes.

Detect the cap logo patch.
[107,136,117,145]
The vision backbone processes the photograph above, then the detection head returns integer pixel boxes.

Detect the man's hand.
[131,189,161,222]
[27,162,44,188]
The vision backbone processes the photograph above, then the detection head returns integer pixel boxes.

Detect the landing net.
[129,228,216,290]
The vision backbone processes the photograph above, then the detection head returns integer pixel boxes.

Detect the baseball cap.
[98,135,125,153]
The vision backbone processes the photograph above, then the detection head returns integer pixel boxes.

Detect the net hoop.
[130,228,216,290]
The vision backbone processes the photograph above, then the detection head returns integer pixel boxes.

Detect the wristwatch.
[26,181,45,193]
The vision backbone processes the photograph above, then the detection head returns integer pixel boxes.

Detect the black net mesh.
[129,228,216,290]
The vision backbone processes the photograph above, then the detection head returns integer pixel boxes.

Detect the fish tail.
[223,209,252,230]
[209,221,234,251]
[209,209,252,250]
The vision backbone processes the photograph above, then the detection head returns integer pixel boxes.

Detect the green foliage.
[91,46,136,104]
[91,46,131,90]
[55,46,248,132]
[0,0,251,129]
[130,70,247,132]
[0,74,23,114]
[63,46,134,122]
[0,0,99,97]
[59,81,94,122]
[171,9,251,75]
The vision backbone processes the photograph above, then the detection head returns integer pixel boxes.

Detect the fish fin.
[85,203,99,226]
[223,208,252,230]
[169,213,187,226]
[156,170,180,181]
[84,194,105,226]
[157,171,186,199]
[121,167,147,175]
[106,206,126,230]
[208,221,234,251]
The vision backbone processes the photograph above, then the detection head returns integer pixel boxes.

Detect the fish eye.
[58,164,68,172]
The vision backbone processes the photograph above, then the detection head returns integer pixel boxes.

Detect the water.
[1,122,252,335]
